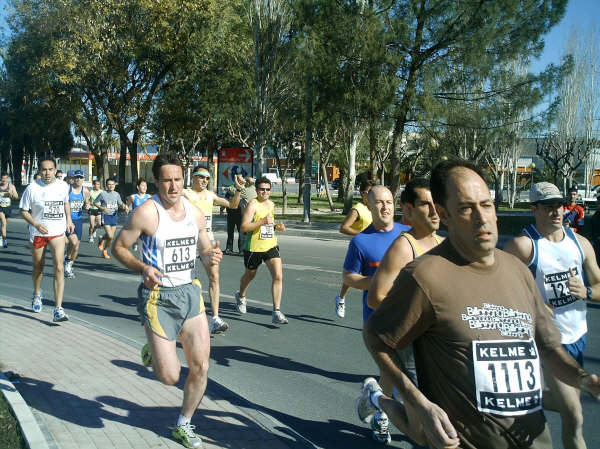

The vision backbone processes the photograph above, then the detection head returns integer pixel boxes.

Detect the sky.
[0,0,598,75]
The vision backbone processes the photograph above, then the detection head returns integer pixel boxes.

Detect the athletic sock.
[370,390,383,410]
[176,414,191,427]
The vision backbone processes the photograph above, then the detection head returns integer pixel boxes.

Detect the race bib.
[472,339,542,416]
[105,201,118,215]
[70,200,84,212]
[259,224,274,240]
[43,201,64,220]
[544,267,580,308]
[164,237,196,273]
[0,195,9,207]
[205,214,212,233]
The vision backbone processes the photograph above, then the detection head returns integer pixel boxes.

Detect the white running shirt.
[524,224,587,344]
[20,179,70,238]
[140,195,198,288]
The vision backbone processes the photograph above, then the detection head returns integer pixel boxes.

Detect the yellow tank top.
[401,232,442,257]
[185,189,214,234]
[350,202,372,231]
[245,200,277,252]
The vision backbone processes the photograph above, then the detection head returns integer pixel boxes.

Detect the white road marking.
[283,264,341,274]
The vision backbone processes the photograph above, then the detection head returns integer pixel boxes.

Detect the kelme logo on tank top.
[461,303,534,339]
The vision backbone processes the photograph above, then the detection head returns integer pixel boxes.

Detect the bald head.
[367,185,391,205]
[368,185,395,230]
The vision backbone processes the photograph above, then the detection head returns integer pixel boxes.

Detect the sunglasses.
[257,187,271,192]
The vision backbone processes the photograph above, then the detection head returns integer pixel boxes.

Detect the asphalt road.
[1,217,599,448]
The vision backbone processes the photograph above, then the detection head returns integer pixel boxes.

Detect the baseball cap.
[66,170,75,178]
[73,169,84,178]
[530,182,564,204]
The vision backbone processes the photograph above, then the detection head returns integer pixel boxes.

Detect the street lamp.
[529,163,536,187]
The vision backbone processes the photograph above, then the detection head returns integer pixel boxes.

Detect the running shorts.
[88,209,101,216]
[243,245,280,270]
[563,333,587,367]
[66,219,83,240]
[32,235,63,248]
[0,206,10,218]
[102,214,118,226]
[137,279,205,341]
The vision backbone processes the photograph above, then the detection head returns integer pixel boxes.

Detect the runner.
[64,170,90,279]
[127,178,150,252]
[88,179,103,243]
[359,159,600,449]
[505,181,600,449]
[182,166,245,334]
[65,170,75,186]
[0,172,19,248]
[334,179,374,318]
[94,179,128,259]
[367,178,443,396]
[564,187,584,233]
[342,185,409,443]
[112,152,220,449]
[19,157,74,322]
[235,176,289,325]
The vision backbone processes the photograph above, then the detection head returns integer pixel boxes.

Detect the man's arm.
[567,234,600,301]
[343,269,372,290]
[214,176,244,209]
[502,234,532,265]
[367,235,413,309]
[541,345,600,399]
[126,194,134,208]
[112,202,162,289]
[63,196,74,233]
[340,208,361,236]
[192,206,223,266]
[241,200,268,233]
[9,184,18,199]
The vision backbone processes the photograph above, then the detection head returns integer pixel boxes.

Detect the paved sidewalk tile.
[0,299,298,449]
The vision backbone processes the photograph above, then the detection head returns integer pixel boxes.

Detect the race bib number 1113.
[472,339,542,416]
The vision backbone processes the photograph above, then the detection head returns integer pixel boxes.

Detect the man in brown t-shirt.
[360,160,600,449]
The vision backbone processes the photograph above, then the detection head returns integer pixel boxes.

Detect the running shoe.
[31,293,43,313]
[357,377,381,423]
[102,250,110,259]
[335,295,345,318]
[371,411,392,444]
[0,237,3,247]
[235,291,247,314]
[89,235,94,243]
[98,239,105,251]
[52,307,69,322]
[2,238,7,248]
[172,422,203,448]
[65,260,74,279]
[141,343,152,367]
[209,316,229,334]
[272,310,289,324]
[93,230,97,238]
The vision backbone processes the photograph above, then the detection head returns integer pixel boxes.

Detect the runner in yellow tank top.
[183,165,245,335]
[235,176,288,325]
[334,180,374,318]
[362,178,443,442]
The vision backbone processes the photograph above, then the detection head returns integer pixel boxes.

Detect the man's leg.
[226,214,234,252]
[143,323,181,385]
[31,244,46,295]
[101,225,115,257]
[265,257,283,310]
[0,212,7,240]
[235,214,244,252]
[203,261,229,333]
[543,367,586,449]
[47,237,66,308]
[239,268,257,297]
[67,233,79,260]
[89,215,95,241]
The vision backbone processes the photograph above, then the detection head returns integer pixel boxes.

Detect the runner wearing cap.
[505,181,600,449]
[0,172,19,248]
[183,166,245,335]
[65,170,90,279]
[20,157,74,322]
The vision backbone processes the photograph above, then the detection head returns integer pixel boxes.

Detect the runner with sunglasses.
[183,166,245,334]
[235,176,288,325]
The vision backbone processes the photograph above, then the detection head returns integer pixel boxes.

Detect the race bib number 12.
[472,339,542,416]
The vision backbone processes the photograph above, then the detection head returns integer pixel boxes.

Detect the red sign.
[219,147,253,163]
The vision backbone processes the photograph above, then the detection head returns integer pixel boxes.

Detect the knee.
[562,403,584,430]
[156,366,181,386]
[188,357,209,379]
[272,271,283,283]
[55,263,64,276]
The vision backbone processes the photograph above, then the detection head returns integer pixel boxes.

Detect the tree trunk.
[128,130,140,196]
[303,77,313,223]
[343,125,364,214]
[369,118,377,183]
[321,162,334,211]
[118,133,128,195]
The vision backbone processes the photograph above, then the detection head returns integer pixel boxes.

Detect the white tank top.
[140,195,198,288]
[524,224,587,344]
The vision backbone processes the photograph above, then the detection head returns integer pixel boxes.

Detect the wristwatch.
[586,287,592,300]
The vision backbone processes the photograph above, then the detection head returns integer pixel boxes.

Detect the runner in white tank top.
[505,181,600,449]
[112,154,222,449]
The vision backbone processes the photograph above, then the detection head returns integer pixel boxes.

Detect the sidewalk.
[0,298,308,449]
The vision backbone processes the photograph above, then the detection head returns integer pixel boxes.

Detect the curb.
[0,370,50,449]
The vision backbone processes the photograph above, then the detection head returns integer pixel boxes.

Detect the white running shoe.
[89,235,94,243]
[335,295,345,318]
[53,307,69,322]
[357,377,381,423]
[371,411,392,444]
[1,238,7,248]
[272,310,289,324]
[65,260,74,279]
[210,316,229,334]
[31,293,43,313]
[235,291,247,314]
[93,230,97,238]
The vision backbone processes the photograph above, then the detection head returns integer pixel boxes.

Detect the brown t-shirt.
[368,239,562,449]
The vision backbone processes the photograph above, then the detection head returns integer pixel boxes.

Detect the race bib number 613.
[472,339,542,416]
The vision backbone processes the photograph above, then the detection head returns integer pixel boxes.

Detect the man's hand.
[234,175,245,190]
[264,214,274,225]
[405,397,460,449]
[567,268,586,299]
[123,205,130,214]
[205,241,223,266]
[35,223,49,235]
[275,222,285,232]
[66,222,75,234]
[580,373,600,400]
[143,265,163,289]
